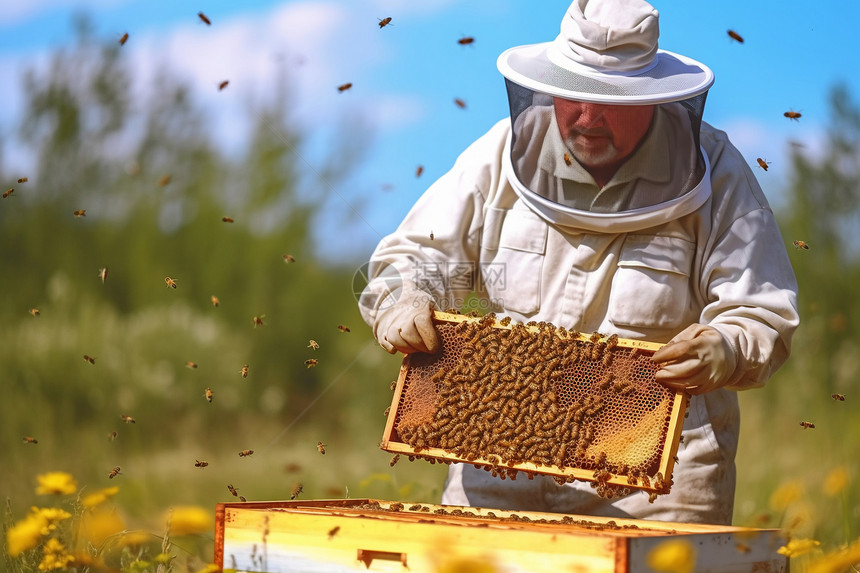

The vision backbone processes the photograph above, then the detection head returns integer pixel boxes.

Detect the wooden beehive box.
[381,311,686,497]
[215,499,789,573]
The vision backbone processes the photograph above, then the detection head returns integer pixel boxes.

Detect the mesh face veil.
[503,78,710,222]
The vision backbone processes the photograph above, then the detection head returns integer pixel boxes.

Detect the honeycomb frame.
[380,311,687,496]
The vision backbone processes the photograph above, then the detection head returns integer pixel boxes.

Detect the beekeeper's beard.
[563,128,623,170]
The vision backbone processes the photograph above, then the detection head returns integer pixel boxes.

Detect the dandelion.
[37,538,75,571]
[166,506,213,536]
[81,486,120,508]
[6,513,47,557]
[35,472,77,496]
[822,466,848,497]
[646,539,697,573]
[768,480,804,511]
[777,538,821,558]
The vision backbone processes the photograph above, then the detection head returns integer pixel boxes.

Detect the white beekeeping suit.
[359,0,798,525]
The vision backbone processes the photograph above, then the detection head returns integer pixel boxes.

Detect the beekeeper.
[359,0,799,525]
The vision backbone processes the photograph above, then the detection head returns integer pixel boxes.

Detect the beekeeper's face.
[553,98,654,170]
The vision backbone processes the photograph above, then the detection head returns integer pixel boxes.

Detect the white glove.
[374,291,440,355]
[651,324,738,395]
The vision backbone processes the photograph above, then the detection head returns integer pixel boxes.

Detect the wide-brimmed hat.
[497,0,714,104]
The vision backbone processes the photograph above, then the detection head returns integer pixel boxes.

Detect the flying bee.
[308,340,319,350]
[799,421,815,429]
[727,30,744,43]
[290,483,303,500]
[756,158,771,171]
[3,188,13,198]
[29,308,40,317]
[792,240,809,250]
[23,436,38,444]
[119,32,129,45]
[83,355,96,364]
[73,209,86,217]
[832,393,846,401]
[239,496,247,502]
[337,324,351,333]
[98,267,108,283]
[205,387,213,403]
[317,441,326,455]
[195,460,209,468]
[238,449,254,457]
[390,454,400,467]
[252,315,265,327]
[17,177,28,183]
[383,406,391,417]
[378,16,392,28]
[283,254,296,263]
[108,466,121,479]
[211,295,220,306]
[563,152,571,166]
[337,82,353,92]
[218,80,229,91]
[457,36,475,46]
[121,415,135,423]
[304,358,318,368]
[164,277,178,288]
[328,525,340,539]
[222,216,234,223]
[416,165,424,178]
[157,174,172,186]
[227,484,238,496]
[454,98,467,109]
[784,110,802,121]
[198,11,211,25]
[240,364,249,378]
[107,431,117,441]
[430,230,434,241]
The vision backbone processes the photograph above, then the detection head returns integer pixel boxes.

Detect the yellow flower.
[35,472,77,496]
[37,538,75,571]
[118,530,152,548]
[79,508,126,547]
[195,564,223,573]
[822,467,849,498]
[6,513,47,557]
[167,506,213,537]
[777,538,821,558]
[806,537,860,573]
[768,480,804,511]
[81,486,120,508]
[646,539,697,573]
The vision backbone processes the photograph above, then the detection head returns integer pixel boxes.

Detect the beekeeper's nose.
[576,103,608,129]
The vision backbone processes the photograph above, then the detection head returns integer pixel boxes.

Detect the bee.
[239,496,247,502]
[198,11,211,25]
[195,460,209,468]
[305,358,318,368]
[799,421,815,429]
[238,449,254,457]
[211,295,220,306]
[454,98,466,109]
[784,110,802,121]
[186,361,198,369]
[218,80,229,91]
[283,254,296,263]
[792,240,809,250]
[252,315,265,327]
[337,82,353,92]
[108,466,121,479]
[756,158,771,171]
[205,387,213,403]
[29,308,40,317]
[457,36,475,46]
[240,364,249,378]
[290,483,303,500]
[337,325,351,333]
[227,484,238,496]
[2,188,13,199]
[164,277,178,288]
[107,431,117,441]
[389,379,397,391]
[416,165,424,178]
[563,152,571,166]
[121,415,135,423]
[735,543,751,554]
[832,393,846,401]
[317,441,326,455]
[98,267,108,283]
[648,492,658,503]
[83,355,96,364]
[157,174,172,187]
[73,209,86,217]
[119,32,129,45]
[390,454,400,467]
[727,30,744,43]
[327,525,340,539]
[378,17,392,28]
[23,436,38,444]
[17,177,28,183]
[222,216,234,223]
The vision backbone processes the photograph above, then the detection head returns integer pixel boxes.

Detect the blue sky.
[2,0,859,263]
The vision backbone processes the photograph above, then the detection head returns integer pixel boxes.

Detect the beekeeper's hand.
[652,324,738,395]
[374,291,440,355]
